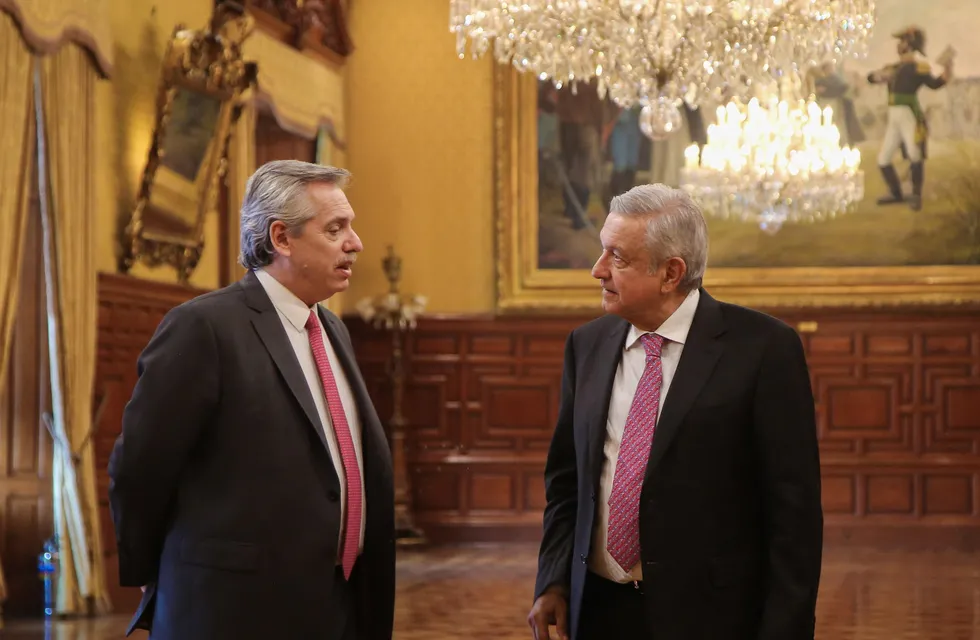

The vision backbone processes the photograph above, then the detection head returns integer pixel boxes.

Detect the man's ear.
[269,220,291,257]
[661,257,688,293]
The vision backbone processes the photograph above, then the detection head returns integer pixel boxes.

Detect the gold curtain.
[0,0,112,76]
[0,8,37,614]
[38,41,109,615]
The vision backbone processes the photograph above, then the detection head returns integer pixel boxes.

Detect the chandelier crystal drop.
[678,97,865,233]
[449,1,876,116]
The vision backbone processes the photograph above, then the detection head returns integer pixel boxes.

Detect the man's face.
[897,38,910,55]
[286,182,363,300]
[591,212,667,322]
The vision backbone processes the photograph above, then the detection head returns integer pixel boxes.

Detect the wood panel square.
[405,377,450,443]
[866,475,913,515]
[924,372,980,454]
[945,385,980,431]
[809,335,854,355]
[829,387,891,430]
[524,334,568,358]
[923,334,971,356]
[470,473,514,511]
[524,474,546,510]
[414,468,462,511]
[414,333,459,356]
[469,334,515,356]
[821,475,856,514]
[866,335,912,355]
[923,475,973,515]
[466,363,516,402]
[480,377,556,436]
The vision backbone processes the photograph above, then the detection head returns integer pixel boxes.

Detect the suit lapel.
[585,321,630,488]
[644,290,726,479]
[242,271,331,455]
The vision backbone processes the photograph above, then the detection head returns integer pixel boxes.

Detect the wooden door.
[0,167,53,618]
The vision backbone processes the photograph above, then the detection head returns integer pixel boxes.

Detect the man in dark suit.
[108,160,394,640]
[527,184,823,640]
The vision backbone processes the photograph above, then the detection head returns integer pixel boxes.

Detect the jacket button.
[590,491,595,502]
[580,554,587,564]
[328,490,340,502]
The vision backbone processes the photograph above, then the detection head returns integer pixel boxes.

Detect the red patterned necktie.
[306,310,362,580]
[606,332,665,573]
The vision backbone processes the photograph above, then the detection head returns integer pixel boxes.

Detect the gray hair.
[239,160,351,269]
[608,184,708,291]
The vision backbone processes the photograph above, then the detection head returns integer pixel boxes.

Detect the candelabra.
[356,246,427,545]
[679,96,865,233]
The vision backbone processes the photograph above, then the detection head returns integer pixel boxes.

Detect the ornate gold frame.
[119,2,257,283]
[493,65,980,312]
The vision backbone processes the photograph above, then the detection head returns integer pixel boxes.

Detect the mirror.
[120,0,258,283]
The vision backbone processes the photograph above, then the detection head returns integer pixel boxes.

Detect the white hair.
[238,160,351,269]
[608,184,709,291]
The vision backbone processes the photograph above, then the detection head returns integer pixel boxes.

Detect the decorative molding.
[247,0,352,63]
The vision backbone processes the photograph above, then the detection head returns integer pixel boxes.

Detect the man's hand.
[527,587,569,640]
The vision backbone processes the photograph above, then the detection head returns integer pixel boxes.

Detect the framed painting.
[494,0,980,312]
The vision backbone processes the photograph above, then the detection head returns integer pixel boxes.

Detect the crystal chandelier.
[679,97,864,233]
[449,1,876,136]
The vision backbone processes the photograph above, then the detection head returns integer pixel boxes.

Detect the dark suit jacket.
[108,270,395,640]
[534,290,823,640]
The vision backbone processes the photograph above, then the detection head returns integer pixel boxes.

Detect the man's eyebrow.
[325,213,354,225]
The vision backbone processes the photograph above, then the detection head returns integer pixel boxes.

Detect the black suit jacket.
[534,290,823,640]
[108,271,395,640]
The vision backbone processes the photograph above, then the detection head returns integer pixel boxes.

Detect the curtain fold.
[38,41,110,616]
[0,0,113,76]
[0,8,37,616]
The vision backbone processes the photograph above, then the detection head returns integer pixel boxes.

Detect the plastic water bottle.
[37,537,58,617]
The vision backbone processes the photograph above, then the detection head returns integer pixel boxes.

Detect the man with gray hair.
[529,184,823,640]
[109,160,394,640]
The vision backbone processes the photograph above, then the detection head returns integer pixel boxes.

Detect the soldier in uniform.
[867,26,953,211]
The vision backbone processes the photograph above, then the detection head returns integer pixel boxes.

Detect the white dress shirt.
[255,268,365,556]
[588,288,700,583]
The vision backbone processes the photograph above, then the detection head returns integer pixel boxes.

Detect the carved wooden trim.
[247,0,352,64]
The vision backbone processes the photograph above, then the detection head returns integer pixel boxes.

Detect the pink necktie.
[306,310,362,580]
[606,333,665,573]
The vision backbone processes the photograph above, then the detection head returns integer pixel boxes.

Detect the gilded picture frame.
[493,62,980,312]
[120,1,257,283]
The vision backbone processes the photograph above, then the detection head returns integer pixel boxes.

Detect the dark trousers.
[577,571,649,639]
[332,565,358,640]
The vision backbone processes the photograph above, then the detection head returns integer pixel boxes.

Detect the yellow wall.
[95,0,221,290]
[342,0,496,314]
[96,0,497,309]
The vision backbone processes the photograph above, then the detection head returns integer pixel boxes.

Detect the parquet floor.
[1,544,978,639]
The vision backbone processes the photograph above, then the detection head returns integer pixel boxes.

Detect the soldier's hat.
[892,26,925,55]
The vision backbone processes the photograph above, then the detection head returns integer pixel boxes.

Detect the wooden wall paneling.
[0,186,52,618]
[347,316,585,543]
[93,274,205,613]
[345,307,980,548]
[87,289,980,597]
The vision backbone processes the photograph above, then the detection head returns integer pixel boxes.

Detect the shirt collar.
[625,288,701,351]
[254,268,316,332]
